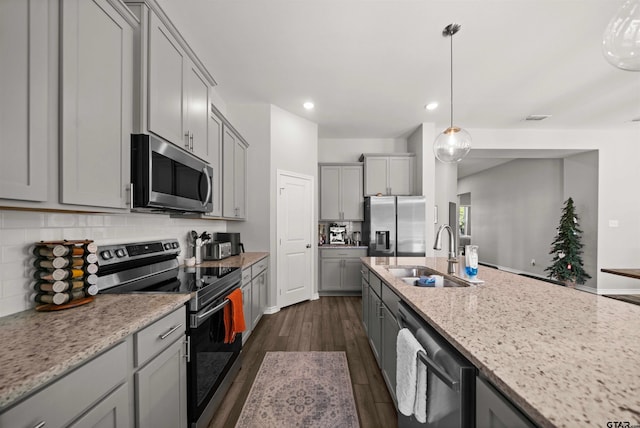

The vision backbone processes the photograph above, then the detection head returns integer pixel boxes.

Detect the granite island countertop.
[0,293,190,411]
[362,256,640,428]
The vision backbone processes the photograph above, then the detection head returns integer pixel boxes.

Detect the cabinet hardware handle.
[159,323,183,340]
[184,132,191,150]
[128,182,134,207]
[379,303,384,319]
[33,422,46,428]
[184,336,191,363]
[190,132,194,151]
[201,167,211,207]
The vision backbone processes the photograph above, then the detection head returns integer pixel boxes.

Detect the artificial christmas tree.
[545,197,591,286]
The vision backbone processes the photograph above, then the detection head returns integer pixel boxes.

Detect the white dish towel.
[396,328,428,423]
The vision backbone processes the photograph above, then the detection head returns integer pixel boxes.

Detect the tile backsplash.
[0,210,226,317]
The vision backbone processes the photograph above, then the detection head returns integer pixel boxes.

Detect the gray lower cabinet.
[319,248,367,293]
[68,384,130,428]
[241,268,252,344]
[368,288,382,363]
[241,257,270,340]
[476,377,535,428]
[381,304,399,402]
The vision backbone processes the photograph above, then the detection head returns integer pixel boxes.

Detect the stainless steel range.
[97,239,243,428]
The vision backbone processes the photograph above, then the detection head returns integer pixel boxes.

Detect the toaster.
[203,241,232,261]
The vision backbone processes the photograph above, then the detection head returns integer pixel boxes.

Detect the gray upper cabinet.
[0,0,49,202]
[222,126,248,219]
[127,1,215,162]
[205,108,223,217]
[60,0,135,209]
[319,163,364,221]
[362,153,415,196]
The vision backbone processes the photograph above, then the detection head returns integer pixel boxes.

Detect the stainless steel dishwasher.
[397,301,476,428]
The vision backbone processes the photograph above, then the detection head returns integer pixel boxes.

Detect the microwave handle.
[201,167,212,207]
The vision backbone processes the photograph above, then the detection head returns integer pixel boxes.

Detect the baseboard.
[264,306,280,314]
[596,288,640,295]
[311,292,319,300]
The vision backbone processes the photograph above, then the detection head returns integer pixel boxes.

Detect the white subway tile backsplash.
[3,211,45,229]
[0,209,228,317]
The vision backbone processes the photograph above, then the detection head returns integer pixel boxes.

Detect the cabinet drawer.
[320,248,367,259]
[252,257,269,277]
[361,265,370,283]
[0,341,127,428]
[369,273,382,297]
[382,282,399,317]
[135,306,186,367]
[242,267,251,285]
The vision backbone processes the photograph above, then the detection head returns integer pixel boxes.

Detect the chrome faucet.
[433,224,458,274]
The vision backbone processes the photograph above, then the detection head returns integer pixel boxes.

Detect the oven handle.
[196,298,229,323]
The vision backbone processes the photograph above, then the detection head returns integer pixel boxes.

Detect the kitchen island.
[362,256,640,428]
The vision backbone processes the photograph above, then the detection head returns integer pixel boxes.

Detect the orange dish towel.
[224,289,246,344]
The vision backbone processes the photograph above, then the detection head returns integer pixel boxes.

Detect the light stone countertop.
[0,293,190,411]
[319,245,368,249]
[193,251,269,269]
[362,256,640,428]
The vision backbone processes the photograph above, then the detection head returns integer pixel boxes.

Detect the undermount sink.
[386,266,469,287]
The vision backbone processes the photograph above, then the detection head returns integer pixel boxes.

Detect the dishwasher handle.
[417,348,460,392]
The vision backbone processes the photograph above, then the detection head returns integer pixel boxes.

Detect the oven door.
[187,292,242,426]
[132,134,213,213]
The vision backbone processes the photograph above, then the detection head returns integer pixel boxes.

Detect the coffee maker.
[328,224,347,245]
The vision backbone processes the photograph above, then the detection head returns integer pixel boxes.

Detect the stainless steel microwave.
[131,134,213,213]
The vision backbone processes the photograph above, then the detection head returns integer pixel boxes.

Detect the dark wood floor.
[208,296,397,428]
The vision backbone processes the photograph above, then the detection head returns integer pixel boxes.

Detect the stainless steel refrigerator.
[363,196,426,257]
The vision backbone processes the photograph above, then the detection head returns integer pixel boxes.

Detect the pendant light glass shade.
[602,0,640,71]
[433,126,471,163]
[434,23,471,163]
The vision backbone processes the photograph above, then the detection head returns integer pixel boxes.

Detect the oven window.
[189,302,241,416]
[151,152,204,201]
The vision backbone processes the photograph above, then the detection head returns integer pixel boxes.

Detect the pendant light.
[433,23,471,163]
[602,0,640,71]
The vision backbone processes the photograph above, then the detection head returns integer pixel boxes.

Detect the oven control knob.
[100,250,112,260]
[171,242,179,249]
[164,243,172,250]
[115,249,126,258]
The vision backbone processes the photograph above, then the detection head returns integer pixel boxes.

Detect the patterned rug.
[235,351,359,428]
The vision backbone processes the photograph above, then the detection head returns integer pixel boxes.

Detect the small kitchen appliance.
[214,232,243,255]
[96,239,242,428]
[203,241,232,261]
[329,224,348,245]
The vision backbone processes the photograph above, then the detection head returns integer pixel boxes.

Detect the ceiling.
[157,0,640,143]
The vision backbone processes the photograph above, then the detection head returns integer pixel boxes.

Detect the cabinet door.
[341,165,364,220]
[60,0,133,208]
[251,276,261,329]
[364,157,389,196]
[368,291,382,365]
[381,305,399,403]
[388,156,414,195]
[185,61,210,161]
[222,128,236,218]
[242,284,252,343]
[148,12,186,148]
[0,0,48,202]
[259,269,268,314]
[476,377,535,428]
[342,259,364,291]
[234,140,247,219]
[68,384,130,428]
[136,338,187,428]
[206,111,223,217]
[319,165,341,220]
[320,258,342,291]
[361,278,369,333]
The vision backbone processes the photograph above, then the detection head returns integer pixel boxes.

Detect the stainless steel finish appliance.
[97,240,242,428]
[329,224,348,245]
[363,196,426,257]
[398,301,476,427]
[131,134,213,213]
[203,241,232,261]
[214,232,243,255]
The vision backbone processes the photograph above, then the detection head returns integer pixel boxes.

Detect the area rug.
[235,351,359,428]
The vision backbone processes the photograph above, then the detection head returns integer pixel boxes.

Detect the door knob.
[306,244,311,248]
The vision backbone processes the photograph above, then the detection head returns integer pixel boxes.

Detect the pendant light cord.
[450,30,454,129]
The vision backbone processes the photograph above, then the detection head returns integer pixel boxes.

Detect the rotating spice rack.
[31,239,99,311]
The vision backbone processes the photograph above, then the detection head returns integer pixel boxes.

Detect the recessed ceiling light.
[303,101,314,110]
[425,102,439,111]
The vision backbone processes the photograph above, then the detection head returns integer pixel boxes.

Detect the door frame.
[276,169,316,309]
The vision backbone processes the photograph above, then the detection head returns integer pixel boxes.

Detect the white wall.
[457,159,564,277]
[465,127,640,293]
[0,210,226,317]
[317,138,407,163]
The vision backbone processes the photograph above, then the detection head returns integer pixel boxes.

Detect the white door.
[277,170,314,308]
